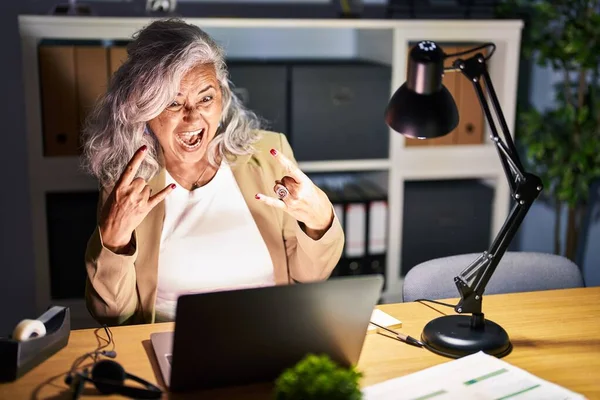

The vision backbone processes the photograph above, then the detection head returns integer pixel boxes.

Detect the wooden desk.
[2,287,599,399]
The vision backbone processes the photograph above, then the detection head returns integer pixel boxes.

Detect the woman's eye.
[167,101,183,110]
[202,96,213,103]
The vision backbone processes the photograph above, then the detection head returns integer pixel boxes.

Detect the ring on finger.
[275,183,289,199]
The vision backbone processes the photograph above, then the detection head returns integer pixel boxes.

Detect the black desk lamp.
[385,40,543,359]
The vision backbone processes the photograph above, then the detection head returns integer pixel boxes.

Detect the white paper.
[345,203,366,257]
[368,201,387,254]
[367,309,401,331]
[362,351,585,400]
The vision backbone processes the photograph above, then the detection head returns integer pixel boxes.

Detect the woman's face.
[148,63,223,165]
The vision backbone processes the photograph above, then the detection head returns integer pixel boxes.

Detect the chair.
[402,251,585,302]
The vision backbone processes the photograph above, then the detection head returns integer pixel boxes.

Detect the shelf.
[299,159,390,173]
[398,144,505,180]
[19,15,523,312]
[19,16,523,38]
[33,150,502,189]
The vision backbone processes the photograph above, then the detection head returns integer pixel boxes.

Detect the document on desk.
[362,351,585,400]
[367,309,402,331]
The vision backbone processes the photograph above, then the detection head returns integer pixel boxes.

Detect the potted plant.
[498,0,600,262]
[273,354,363,400]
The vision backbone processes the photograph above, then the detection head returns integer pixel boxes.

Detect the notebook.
[367,309,402,332]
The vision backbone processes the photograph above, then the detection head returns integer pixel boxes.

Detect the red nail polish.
[170,184,176,189]
[141,145,147,151]
[255,194,260,199]
[270,149,277,156]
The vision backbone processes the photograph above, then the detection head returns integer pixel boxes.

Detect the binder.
[108,46,128,76]
[315,175,366,278]
[456,44,487,145]
[39,43,110,156]
[319,183,345,278]
[427,45,460,146]
[75,46,109,133]
[38,44,79,156]
[340,182,368,277]
[355,178,388,288]
[315,175,388,289]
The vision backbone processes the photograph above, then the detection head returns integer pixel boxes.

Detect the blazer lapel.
[136,167,166,323]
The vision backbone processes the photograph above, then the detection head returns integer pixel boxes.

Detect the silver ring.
[275,184,289,199]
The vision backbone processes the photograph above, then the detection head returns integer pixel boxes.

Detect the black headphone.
[65,350,163,399]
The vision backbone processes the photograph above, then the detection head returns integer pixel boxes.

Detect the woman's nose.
[183,106,202,123]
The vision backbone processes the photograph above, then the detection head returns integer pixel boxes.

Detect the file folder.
[319,183,345,278]
[314,174,365,278]
[75,46,109,134]
[108,46,128,76]
[316,175,388,289]
[340,182,367,277]
[355,178,388,288]
[38,44,79,156]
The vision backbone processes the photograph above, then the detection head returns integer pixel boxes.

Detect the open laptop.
[150,275,384,392]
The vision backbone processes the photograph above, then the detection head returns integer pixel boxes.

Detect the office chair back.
[402,251,585,302]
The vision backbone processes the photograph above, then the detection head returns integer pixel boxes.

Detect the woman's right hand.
[98,145,175,253]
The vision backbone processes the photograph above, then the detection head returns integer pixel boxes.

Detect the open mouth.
[175,128,205,150]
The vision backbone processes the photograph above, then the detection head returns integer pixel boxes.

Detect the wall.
[0,3,36,335]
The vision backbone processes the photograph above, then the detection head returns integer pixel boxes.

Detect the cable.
[94,326,110,352]
[414,298,456,308]
[66,325,116,381]
[444,42,496,61]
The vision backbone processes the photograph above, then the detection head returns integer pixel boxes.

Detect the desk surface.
[2,287,599,399]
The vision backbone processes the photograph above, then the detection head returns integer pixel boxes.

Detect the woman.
[81,18,344,326]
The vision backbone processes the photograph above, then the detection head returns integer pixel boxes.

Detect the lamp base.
[421,314,512,359]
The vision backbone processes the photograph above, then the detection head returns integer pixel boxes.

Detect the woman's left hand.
[255,148,334,237]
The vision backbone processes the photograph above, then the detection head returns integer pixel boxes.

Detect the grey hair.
[81,18,262,188]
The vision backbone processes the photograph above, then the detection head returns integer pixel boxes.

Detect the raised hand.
[255,148,334,235]
[99,145,175,253]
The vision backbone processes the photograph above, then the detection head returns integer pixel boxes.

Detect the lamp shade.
[385,41,459,139]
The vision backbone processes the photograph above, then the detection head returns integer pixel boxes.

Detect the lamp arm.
[449,53,543,317]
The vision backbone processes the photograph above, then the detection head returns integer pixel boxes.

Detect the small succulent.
[273,353,363,400]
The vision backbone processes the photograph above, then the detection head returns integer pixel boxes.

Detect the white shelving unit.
[18,15,523,325]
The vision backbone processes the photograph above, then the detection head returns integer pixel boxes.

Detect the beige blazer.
[84,131,344,326]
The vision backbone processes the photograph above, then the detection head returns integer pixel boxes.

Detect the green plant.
[498,0,600,261]
[273,354,363,400]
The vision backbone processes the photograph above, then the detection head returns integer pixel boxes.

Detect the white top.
[154,161,275,322]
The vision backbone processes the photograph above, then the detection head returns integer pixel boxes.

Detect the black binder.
[338,181,368,278]
[319,183,346,278]
[318,175,388,290]
[316,175,365,278]
[354,178,388,289]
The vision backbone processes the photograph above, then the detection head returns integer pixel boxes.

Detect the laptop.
[150,274,384,392]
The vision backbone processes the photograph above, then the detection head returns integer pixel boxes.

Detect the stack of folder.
[313,174,388,290]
